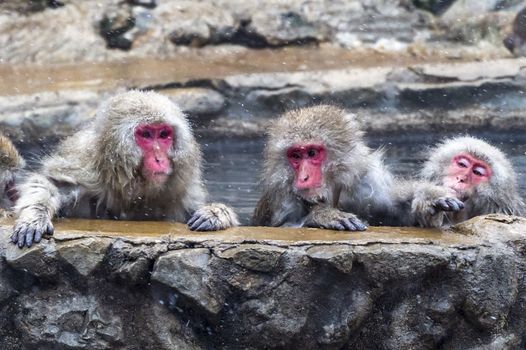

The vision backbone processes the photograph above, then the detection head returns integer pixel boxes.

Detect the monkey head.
[421,136,517,204]
[264,105,366,204]
[94,90,198,192]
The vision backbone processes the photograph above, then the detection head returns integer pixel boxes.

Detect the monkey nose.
[302,175,309,182]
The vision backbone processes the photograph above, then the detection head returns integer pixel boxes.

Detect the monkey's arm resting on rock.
[394,180,464,228]
[11,173,79,248]
[188,203,239,231]
[304,204,367,231]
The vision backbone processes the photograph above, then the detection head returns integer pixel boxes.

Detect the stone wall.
[0,214,525,349]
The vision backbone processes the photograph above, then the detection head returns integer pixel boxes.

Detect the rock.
[57,238,111,276]
[441,0,502,22]
[249,9,324,46]
[216,244,285,272]
[5,239,58,279]
[162,87,225,116]
[156,2,236,47]
[15,291,124,348]
[306,245,353,273]
[151,248,225,315]
[1,215,526,349]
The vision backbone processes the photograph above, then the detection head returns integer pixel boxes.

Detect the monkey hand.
[188,203,239,231]
[429,197,465,216]
[304,206,367,231]
[11,210,54,248]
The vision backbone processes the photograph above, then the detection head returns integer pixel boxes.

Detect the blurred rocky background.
[1,0,526,145]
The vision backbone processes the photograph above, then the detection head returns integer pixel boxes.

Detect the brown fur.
[0,133,24,212]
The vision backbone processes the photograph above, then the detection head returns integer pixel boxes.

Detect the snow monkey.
[252,105,464,230]
[418,136,525,226]
[11,90,238,248]
[0,133,24,216]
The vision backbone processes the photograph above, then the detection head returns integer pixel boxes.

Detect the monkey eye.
[291,152,301,159]
[141,130,152,138]
[473,166,487,177]
[457,158,469,168]
[307,148,317,157]
[159,129,171,139]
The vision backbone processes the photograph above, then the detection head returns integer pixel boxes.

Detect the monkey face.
[134,123,174,185]
[287,143,327,201]
[443,153,491,200]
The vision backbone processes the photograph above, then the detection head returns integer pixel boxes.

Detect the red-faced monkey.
[0,133,24,215]
[11,90,238,248]
[418,136,525,225]
[252,105,465,230]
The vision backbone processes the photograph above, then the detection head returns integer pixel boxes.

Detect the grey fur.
[12,90,238,248]
[253,105,394,230]
[419,136,525,226]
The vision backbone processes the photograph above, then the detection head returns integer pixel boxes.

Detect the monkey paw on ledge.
[0,214,525,349]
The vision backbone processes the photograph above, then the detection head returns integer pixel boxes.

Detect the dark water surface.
[202,132,526,224]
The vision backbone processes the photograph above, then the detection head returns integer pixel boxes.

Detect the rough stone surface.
[2,57,526,143]
[0,214,525,349]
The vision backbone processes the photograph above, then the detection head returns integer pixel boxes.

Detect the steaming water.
[202,132,526,224]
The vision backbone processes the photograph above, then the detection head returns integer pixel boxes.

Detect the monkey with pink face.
[417,136,525,226]
[11,90,238,248]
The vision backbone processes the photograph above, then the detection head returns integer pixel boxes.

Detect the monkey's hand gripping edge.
[304,205,367,231]
[188,203,239,231]
[11,208,54,248]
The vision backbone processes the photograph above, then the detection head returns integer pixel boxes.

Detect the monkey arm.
[11,173,81,248]
[397,180,464,228]
[304,204,367,231]
[252,190,274,226]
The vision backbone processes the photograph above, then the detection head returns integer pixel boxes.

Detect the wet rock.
[0,215,525,349]
[162,87,226,116]
[248,9,324,46]
[5,239,58,279]
[151,248,225,315]
[15,291,123,348]
[57,237,111,276]
[99,3,135,50]
[441,0,502,22]
[306,245,353,274]
[216,244,285,272]
[157,2,237,47]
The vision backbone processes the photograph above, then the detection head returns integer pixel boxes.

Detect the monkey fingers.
[11,219,54,248]
[434,197,465,213]
[188,213,217,231]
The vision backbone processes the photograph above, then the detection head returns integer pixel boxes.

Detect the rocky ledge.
[0,214,525,349]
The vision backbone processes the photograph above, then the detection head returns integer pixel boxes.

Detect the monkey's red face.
[287,143,326,198]
[134,123,174,185]
[444,153,491,199]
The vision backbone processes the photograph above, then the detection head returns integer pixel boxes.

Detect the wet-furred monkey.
[418,136,525,226]
[253,105,392,231]
[252,105,466,230]
[0,133,24,216]
[11,90,238,248]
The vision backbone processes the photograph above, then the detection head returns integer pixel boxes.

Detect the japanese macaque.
[0,133,24,216]
[504,7,526,57]
[11,90,238,248]
[418,136,525,226]
[252,105,463,230]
